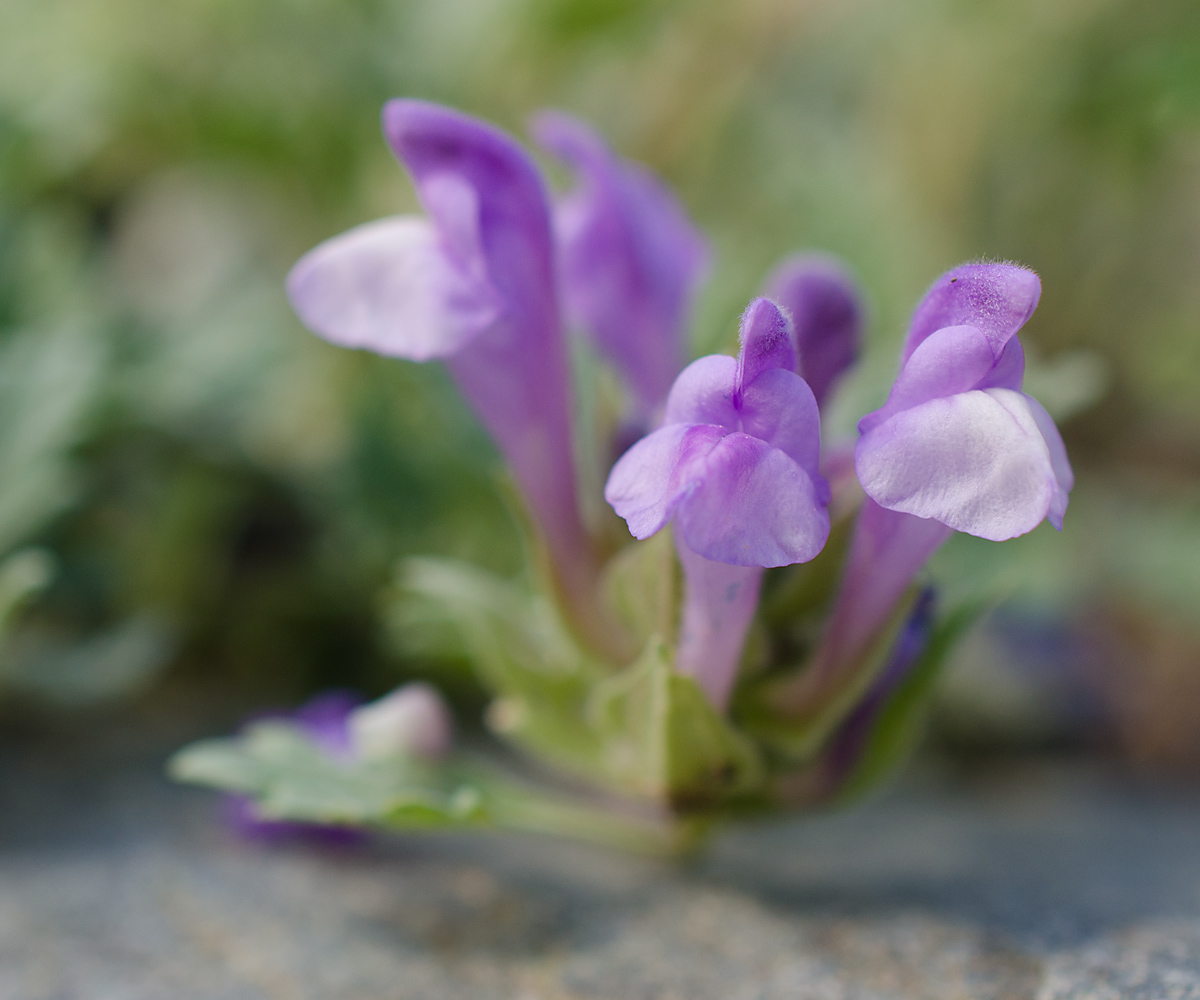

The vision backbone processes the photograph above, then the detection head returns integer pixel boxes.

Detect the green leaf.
[169,722,486,827]
[387,557,617,778]
[169,719,696,854]
[588,638,766,809]
[600,531,679,651]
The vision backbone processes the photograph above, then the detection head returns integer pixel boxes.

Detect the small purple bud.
[763,254,863,410]
[534,111,708,419]
[348,682,454,761]
[291,690,362,758]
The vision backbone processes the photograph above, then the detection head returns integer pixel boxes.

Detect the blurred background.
[1,0,1198,768]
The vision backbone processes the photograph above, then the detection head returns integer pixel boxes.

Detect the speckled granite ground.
[4,710,1200,999]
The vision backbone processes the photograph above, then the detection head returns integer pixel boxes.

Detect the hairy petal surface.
[286,216,499,361]
[904,263,1041,362]
[736,297,796,398]
[534,111,708,415]
[763,255,862,408]
[856,388,1059,541]
[677,433,830,566]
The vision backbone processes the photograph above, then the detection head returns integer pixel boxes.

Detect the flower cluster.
[175,100,1073,853]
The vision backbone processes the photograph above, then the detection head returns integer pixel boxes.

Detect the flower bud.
[349,682,454,761]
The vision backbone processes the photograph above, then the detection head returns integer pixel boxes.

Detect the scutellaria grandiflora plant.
[170,101,1073,854]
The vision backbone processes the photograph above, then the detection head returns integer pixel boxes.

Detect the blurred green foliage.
[0,0,1198,716]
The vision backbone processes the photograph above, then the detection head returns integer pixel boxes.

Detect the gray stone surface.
[4,712,1200,999]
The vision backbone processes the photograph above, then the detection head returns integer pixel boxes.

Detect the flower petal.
[286,216,499,361]
[1024,393,1074,529]
[861,324,995,432]
[663,354,739,429]
[763,254,863,408]
[904,263,1041,362]
[605,422,727,540]
[534,111,708,415]
[677,433,830,566]
[737,367,825,490]
[383,100,559,322]
[736,297,796,397]
[856,387,1059,541]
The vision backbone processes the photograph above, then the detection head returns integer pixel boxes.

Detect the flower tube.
[535,111,709,420]
[782,588,936,804]
[286,101,605,648]
[606,298,830,708]
[778,262,1073,719]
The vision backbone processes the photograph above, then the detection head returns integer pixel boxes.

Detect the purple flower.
[606,297,831,707]
[779,263,1073,719]
[763,254,863,410]
[534,111,709,419]
[285,101,602,647]
[606,297,829,566]
[856,263,1072,541]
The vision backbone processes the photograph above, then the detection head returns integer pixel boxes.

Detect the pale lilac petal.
[763,254,863,408]
[1024,393,1074,530]
[904,263,1041,362]
[677,433,830,566]
[856,388,1059,541]
[977,335,1025,392]
[737,367,824,488]
[604,422,727,540]
[861,325,995,432]
[534,110,708,415]
[735,297,796,397]
[674,541,763,710]
[663,354,738,429]
[349,682,453,761]
[286,216,499,361]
